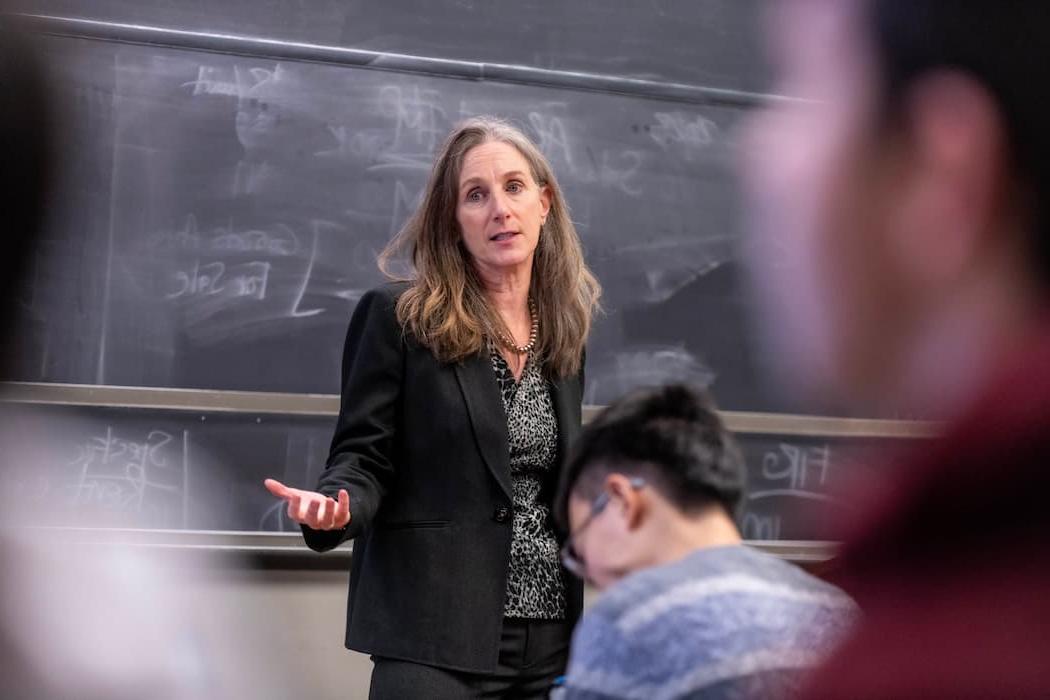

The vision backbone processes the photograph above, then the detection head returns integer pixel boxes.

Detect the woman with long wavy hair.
[266,116,600,697]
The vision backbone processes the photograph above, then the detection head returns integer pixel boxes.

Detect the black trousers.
[368,617,572,699]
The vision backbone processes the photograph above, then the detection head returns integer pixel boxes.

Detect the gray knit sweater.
[554,545,857,700]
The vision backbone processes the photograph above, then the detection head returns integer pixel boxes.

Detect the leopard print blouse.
[490,346,567,620]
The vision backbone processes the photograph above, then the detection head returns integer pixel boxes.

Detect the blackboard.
[5,1,796,411]
[736,434,906,541]
[0,404,335,532]
[0,2,896,543]
[0,403,907,540]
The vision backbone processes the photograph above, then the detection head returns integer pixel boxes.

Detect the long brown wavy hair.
[378,116,601,378]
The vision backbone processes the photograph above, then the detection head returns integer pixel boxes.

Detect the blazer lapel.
[547,370,583,516]
[454,354,513,500]
[549,373,582,467]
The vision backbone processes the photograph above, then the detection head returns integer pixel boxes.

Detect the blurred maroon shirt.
[804,325,1050,698]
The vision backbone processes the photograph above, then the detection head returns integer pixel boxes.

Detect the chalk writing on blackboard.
[741,440,848,540]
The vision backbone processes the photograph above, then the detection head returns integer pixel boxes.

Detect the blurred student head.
[742,0,1050,416]
[554,384,745,590]
[0,18,295,700]
[0,16,52,347]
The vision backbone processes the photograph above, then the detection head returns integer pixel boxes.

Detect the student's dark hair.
[553,384,745,531]
[865,0,1050,290]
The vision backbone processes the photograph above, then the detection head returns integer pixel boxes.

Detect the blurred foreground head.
[0,14,52,347]
[0,17,292,700]
[742,1,1050,416]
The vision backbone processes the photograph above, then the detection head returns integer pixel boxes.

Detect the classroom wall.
[191,562,604,698]
[197,566,372,699]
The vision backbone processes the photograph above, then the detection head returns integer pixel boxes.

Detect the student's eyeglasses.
[560,477,646,579]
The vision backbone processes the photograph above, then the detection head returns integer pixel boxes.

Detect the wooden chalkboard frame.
[8,13,796,108]
[18,525,839,570]
[3,381,938,438]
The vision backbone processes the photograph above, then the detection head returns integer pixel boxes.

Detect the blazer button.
[493,505,511,523]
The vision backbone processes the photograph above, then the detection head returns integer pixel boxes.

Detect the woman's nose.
[490,190,511,220]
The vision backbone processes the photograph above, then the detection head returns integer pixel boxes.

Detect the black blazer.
[302,283,585,673]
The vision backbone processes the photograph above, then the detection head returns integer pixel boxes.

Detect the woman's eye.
[466,190,483,203]
[507,181,524,193]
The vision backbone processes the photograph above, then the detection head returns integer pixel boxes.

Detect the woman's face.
[456,140,551,279]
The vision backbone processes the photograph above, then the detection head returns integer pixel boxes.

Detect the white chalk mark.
[290,226,324,318]
[97,57,121,385]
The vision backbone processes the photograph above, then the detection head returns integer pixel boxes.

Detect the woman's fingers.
[317,496,336,529]
[286,491,302,521]
[265,479,349,530]
[334,489,351,528]
[305,496,324,527]
[264,478,290,498]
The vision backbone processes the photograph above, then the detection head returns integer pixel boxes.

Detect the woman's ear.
[540,185,552,221]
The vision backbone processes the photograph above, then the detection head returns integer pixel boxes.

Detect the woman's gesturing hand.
[264,478,351,530]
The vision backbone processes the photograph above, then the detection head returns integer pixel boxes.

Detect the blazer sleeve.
[301,286,404,552]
